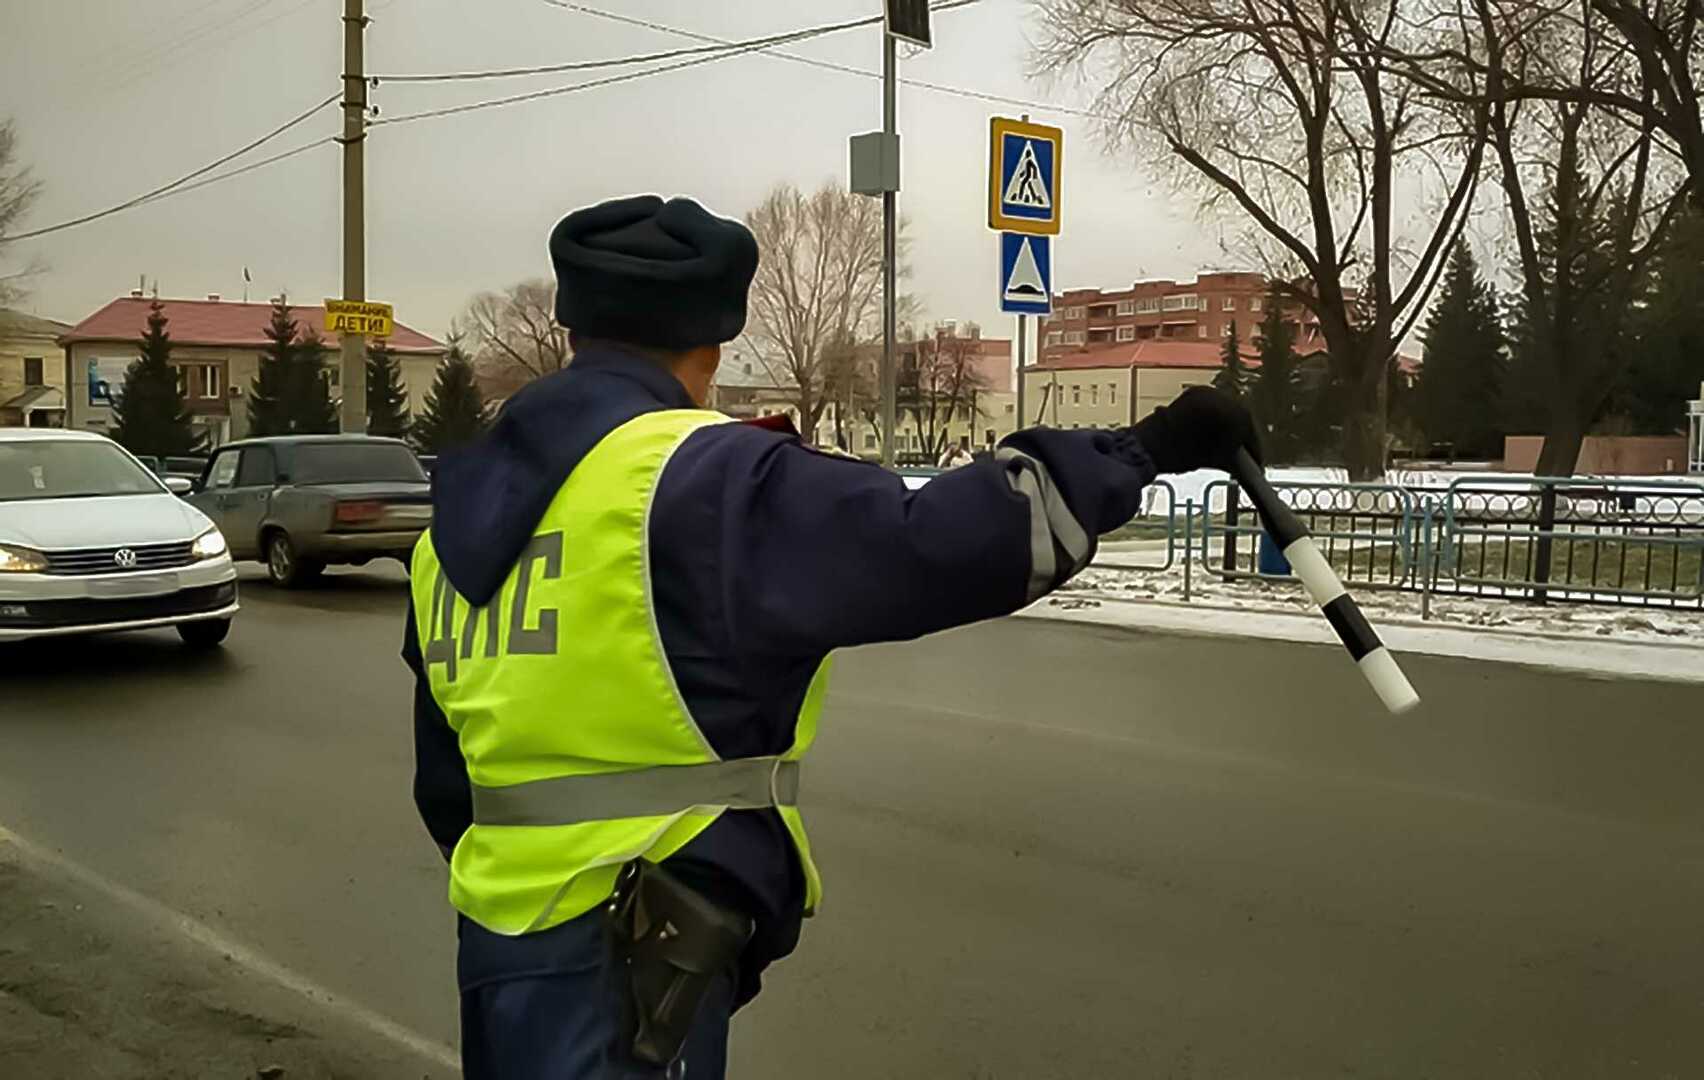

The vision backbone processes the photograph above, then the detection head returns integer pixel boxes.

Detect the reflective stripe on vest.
[410,409,829,936]
[471,758,801,827]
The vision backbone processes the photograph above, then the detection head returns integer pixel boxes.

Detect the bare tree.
[905,327,994,459]
[1037,0,1489,478]
[1397,0,1691,473]
[1586,0,1704,205]
[1415,0,1703,205]
[745,182,890,439]
[0,119,43,307]
[461,278,569,383]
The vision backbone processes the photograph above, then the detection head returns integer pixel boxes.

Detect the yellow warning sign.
[324,299,394,338]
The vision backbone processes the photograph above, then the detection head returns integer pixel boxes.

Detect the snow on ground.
[1029,560,1704,683]
[1065,562,1704,640]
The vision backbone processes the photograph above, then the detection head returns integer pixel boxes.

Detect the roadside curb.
[1017,591,1704,685]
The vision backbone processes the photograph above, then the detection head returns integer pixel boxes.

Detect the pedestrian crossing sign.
[988,117,1062,235]
[999,232,1053,315]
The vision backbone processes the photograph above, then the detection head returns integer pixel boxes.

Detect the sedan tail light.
[334,501,385,525]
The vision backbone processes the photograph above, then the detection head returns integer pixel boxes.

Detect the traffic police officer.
[404,194,1260,1078]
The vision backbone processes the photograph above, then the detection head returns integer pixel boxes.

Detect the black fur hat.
[548,194,759,350]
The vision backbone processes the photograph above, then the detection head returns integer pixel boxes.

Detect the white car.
[0,429,238,646]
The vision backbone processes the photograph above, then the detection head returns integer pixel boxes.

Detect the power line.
[7,0,1101,243]
[376,0,981,83]
[8,92,339,241]
[370,17,873,83]
[372,0,997,128]
[369,12,888,126]
[136,136,337,206]
[545,0,1111,121]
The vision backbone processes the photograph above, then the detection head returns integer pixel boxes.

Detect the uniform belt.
[470,757,801,827]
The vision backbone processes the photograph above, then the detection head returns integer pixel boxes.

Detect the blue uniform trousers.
[458,908,736,1079]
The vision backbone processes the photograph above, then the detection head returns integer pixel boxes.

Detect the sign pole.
[1015,314,1026,433]
[880,32,898,467]
[339,0,368,435]
[1014,111,1029,432]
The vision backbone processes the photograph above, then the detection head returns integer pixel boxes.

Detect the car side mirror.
[165,476,194,496]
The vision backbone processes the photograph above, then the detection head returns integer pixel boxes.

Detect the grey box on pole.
[849,131,901,196]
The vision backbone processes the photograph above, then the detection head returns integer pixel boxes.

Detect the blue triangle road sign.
[999,233,1053,315]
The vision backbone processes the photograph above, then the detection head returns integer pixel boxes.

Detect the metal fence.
[1202,479,1422,591]
[1141,474,1704,611]
[1436,476,1704,607]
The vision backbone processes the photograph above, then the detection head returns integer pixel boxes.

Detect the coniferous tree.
[1212,319,1249,400]
[366,339,411,437]
[1249,284,1303,463]
[248,298,299,436]
[249,298,339,435]
[291,326,339,434]
[111,300,202,456]
[1618,211,1704,434]
[412,338,489,452]
[1508,161,1637,474]
[1416,243,1506,458]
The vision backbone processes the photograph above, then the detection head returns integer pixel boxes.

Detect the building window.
[1072,423,1081,429]
[985,428,996,446]
[1109,384,1118,406]
[199,365,221,399]
[1066,306,1084,320]
[171,365,188,396]
[1072,385,1082,405]
[1046,331,1063,346]
[1198,324,1209,338]
[1222,297,1236,311]
[1090,385,1099,406]
[864,433,877,450]
[22,357,44,386]
[1065,331,1085,345]
[1251,296,1264,312]
[1116,325,1135,342]
[1116,300,1134,316]
[1004,403,1015,414]
[1162,294,1199,312]
[1135,297,1161,314]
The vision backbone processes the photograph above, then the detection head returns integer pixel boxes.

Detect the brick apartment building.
[1039,272,1322,365]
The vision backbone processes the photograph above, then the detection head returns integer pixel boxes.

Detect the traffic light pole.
[339,0,368,434]
[879,33,898,467]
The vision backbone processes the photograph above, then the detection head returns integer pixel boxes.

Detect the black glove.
[1123,386,1261,475]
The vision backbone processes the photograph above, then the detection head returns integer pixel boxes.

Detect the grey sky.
[3,0,1221,342]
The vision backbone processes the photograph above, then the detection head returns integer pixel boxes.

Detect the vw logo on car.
[113,547,138,569]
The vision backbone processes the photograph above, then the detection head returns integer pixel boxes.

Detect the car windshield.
[290,442,427,484]
[0,440,165,502]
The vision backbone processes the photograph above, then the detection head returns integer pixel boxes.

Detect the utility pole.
[338,0,368,434]
[879,33,898,467]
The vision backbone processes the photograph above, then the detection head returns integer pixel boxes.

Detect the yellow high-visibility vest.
[411,409,828,934]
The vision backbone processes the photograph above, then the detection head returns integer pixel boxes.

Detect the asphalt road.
[3,566,1703,1078]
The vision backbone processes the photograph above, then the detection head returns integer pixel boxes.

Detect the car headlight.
[0,543,49,573]
[191,527,229,561]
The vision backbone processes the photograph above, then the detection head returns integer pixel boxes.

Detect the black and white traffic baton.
[1229,448,1421,715]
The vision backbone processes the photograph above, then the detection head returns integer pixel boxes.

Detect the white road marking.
[0,823,459,1071]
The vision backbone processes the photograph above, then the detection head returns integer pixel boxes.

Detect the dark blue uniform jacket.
[404,345,1154,1000]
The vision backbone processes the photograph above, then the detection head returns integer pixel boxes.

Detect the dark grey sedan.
[187,436,431,587]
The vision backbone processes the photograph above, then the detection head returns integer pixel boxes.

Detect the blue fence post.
[1183,498,1194,603]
